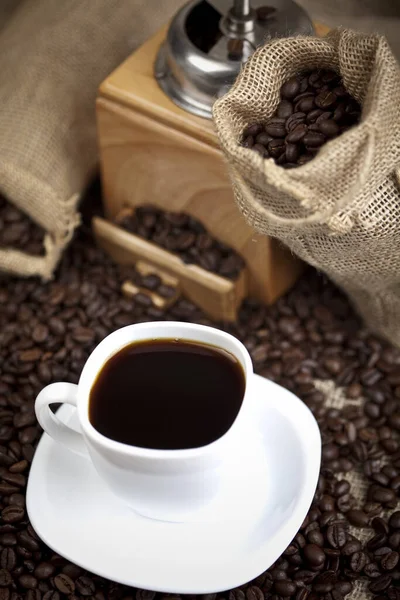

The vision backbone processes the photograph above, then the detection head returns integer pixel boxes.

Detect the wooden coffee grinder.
[94,0,321,321]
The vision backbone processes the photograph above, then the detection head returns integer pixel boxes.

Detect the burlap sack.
[213,29,400,347]
[0,0,184,280]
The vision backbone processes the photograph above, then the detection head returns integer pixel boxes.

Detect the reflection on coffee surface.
[89,339,245,450]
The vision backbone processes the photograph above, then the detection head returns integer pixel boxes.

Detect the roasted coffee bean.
[54,574,75,594]
[277,100,293,119]
[18,575,38,590]
[243,124,263,137]
[286,124,308,144]
[346,509,369,527]
[389,512,400,530]
[1,506,24,524]
[34,563,55,580]
[372,517,390,535]
[312,571,336,593]
[327,524,347,549]
[286,112,306,132]
[315,90,338,109]
[265,122,287,138]
[0,570,12,587]
[75,577,95,596]
[0,549,16,571]
[303,132,326,148]
[370,486,396,505]
[335,581,353,595]
[303,544,325,566]
[281,77,301,99]
[308,530,324,546]
[368,533,388,551]
[286,144,299,163]
[365,562,382,578]
[350,551,367,573]
[274,580,297,596]
[268,139,286,158]
[296,96,315,113]
[369,574,392,592]
[43,592,60,600]
[318,119,340,138]
[342,539,361,556]
[381,551,399,571]
[389,532,400,549]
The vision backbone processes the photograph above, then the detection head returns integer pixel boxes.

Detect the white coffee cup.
[35,321,253,522]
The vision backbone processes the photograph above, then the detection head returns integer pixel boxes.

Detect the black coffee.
[89,339,245,450]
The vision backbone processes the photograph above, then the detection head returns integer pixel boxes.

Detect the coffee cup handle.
[35,383,89,458]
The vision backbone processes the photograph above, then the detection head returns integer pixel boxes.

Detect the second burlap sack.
[0,0,184,280]
[213,29,400,347]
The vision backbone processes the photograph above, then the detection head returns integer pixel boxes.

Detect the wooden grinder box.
[95,24,328,320]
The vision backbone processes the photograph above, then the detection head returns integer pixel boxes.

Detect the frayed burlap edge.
[0,192,80,281]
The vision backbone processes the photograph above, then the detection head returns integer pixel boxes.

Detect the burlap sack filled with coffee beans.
[0,0,184,280]
[213,29,400,347]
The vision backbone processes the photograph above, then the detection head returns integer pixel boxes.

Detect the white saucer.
[27,374,321,594]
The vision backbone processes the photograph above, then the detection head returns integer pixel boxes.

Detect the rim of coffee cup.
[76,321,254,460]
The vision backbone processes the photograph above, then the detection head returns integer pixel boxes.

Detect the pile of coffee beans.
[0,186,399,600]
[116,206,245,280]
[0,196,44,255]
[241,69,362,168]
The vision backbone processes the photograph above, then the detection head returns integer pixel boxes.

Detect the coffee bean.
[19,349,42,363]
[2,472,26,487]
[389,512,400,530]
[315,90,338,109]
[381,551,399,571]
[342,539,362,556]
[346,509,369,527]
[368,533,388,551]
[268,139,286,158]
[274,580,296,596]
[277,100,293,119]
[350,551,367,572]
[335,581,353,595]
[43,592,60,600]
[0,549,16,571]
[296,96,315,113]
[1,506,24,524]
[286,112,306,132]
[372,517,390,535]
[303,132,326,148]
[54,574,75,594]
[243,124,263,137]
[32,325,48,344]
[265,122,287,138]
[19,575,37,590]
[370,486,396,505]
[286,144,299,163]
[75,577,95,596]
[256,132,273,146]
[0,570,12,587]
[327,524,347,549]
[286,123,308,144]
[313,571,336,593]
[303,544,325,566]
[318,119,340,138]
[34,564,54,580]
[369,574,392,592]
[281,77,301,100]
